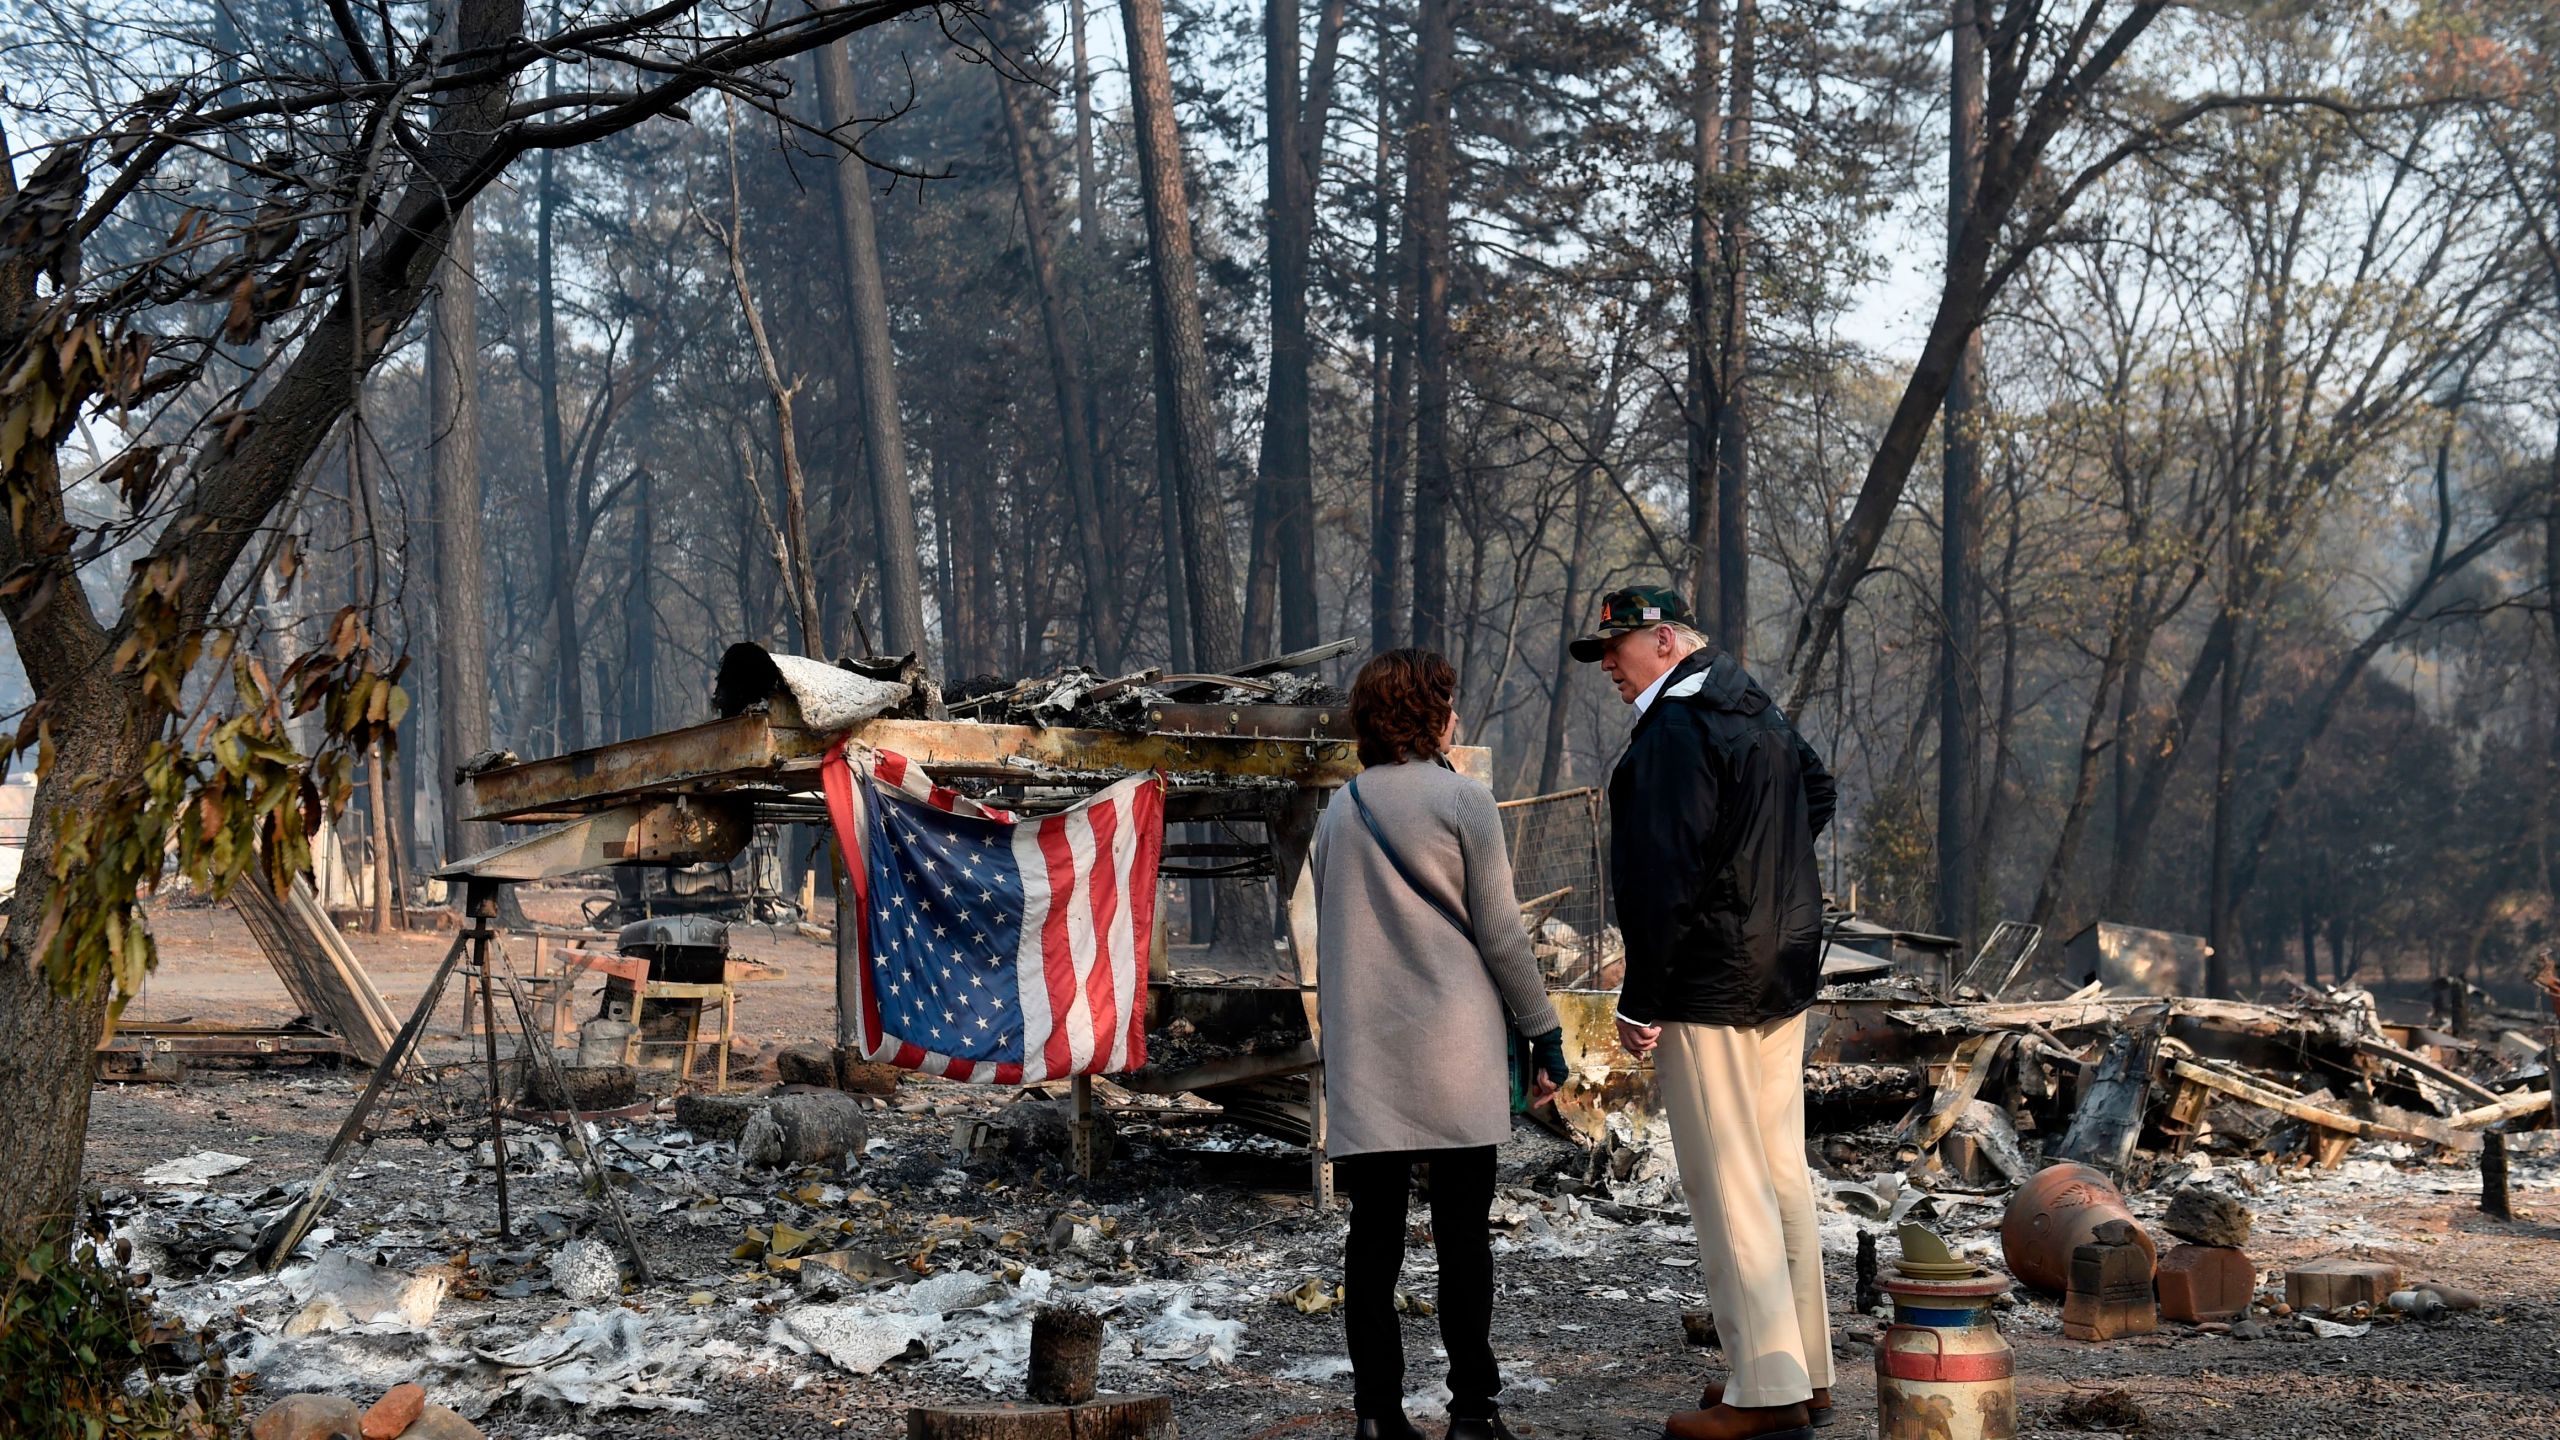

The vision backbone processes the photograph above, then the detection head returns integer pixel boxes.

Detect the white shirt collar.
[1632,666,1676,721]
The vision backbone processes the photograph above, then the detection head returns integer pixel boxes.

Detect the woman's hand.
[1528,1026,1568,1106]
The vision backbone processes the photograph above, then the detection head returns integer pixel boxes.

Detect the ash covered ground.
[81,894,2560,1440]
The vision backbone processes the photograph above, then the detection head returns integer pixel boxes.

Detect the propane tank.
[1876,1223,2016,1440]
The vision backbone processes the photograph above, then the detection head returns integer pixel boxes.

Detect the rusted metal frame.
[466,713,1469,822]
[487,934,653,1282]
[1119,1039,1323,1097]
[254,933,474,1271]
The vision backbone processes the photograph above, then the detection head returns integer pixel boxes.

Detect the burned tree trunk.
[1934,0,1985,955]
[813,28,928,662]
[1684,0,1724,625]
[1246,0,1346,655]
[1368,8,1407,654]
[430,211,493,868]
[1405,0,1457,652]
[994,64,1123,671]
[1123,0,1243,671]
[534,141,584,752]
[1712,0,1753,653]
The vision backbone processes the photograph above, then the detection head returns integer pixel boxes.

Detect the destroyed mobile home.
[75,643,2560,1439]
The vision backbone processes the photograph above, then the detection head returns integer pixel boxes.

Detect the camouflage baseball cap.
[1569,586,1693,662]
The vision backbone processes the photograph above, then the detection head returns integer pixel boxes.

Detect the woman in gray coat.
[1314,648,1568,1440]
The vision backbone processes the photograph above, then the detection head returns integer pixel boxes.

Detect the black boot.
[1357,1417,1428,1440]
[1446,1415,1521,1440]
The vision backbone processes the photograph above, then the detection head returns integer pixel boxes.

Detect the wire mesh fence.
[1498,787,1612,988]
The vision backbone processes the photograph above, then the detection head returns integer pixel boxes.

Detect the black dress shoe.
[1445,1415,1521,1440]
[1356,1417,1428,1440]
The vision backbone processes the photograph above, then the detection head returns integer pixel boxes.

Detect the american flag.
[820,743,1163,1082]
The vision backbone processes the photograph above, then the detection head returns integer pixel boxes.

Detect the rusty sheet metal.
[467,714,804,821]
[470,712,1493,821]
[1548,989,1658,1140]
[1145,702,1351,739]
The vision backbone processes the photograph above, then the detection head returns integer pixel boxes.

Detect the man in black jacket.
[1574,587,1836,1440]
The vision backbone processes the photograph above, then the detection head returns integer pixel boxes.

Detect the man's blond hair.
[1664,622,1712,655]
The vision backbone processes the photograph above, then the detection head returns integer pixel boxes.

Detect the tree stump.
[1029,1305,1104,1404]
[906,1396,1173,1440]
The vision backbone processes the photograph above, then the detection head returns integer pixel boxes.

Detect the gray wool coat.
[1312,759,1563,1158]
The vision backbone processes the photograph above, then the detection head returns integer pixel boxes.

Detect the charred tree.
[994,60,1124,670]
[1684,0,1723,623]
[813,26,928,662]
[1123,0,1243,671]
[1405,0,1457,651]
[1712,0,1754,655]
[1245,0,1347,654]
[1934,0,1986,954]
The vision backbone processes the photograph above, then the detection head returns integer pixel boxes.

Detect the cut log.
[1028,1305,1103,1405]
[907,1395,1174,1440]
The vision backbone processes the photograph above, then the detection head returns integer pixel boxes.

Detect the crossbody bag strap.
[1345,775,1476,946]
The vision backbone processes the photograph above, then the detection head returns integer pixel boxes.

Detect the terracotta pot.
[1999,1162,2156,1295]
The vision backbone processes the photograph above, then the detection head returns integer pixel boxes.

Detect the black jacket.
[1608,648,1837,1027]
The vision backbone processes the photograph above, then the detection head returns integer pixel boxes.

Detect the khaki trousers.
[1657,1013,1832,1407]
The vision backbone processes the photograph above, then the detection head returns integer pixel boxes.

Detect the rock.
[977,1098,1114,1167]
[399,1405,483,1440]
[2163,1186,2253,1248]
[673,1089,768,1142]
[766,1089,870,1166]
[252,1393,363,1440]
[1680,1309,1719,1347]
[548,1238,621,1303]
[518,1063,636,1113]
[836,1049,904,1096]
[738,1109,786,1168]
[359,1383,425,1440]
[776,1046,839,1088]
[2231,1318,2268,1340]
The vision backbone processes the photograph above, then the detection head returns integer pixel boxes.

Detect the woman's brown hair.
[1348,648,1457,766]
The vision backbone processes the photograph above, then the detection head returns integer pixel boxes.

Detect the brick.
[360,1384,425,1440]
[2156,1245,2253,1323]
[2062,1231,2157,1342]
[2284,1257,2400,1314]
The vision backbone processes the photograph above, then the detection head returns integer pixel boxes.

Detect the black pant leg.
[1338,1150,1415,1421]
[1426,1144,1501,1420]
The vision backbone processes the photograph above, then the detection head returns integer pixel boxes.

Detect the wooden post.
[1070,1074,1100,1181]
[2480,1130,2511,1220]
[468,879,512,1238]
[1267,790,1330,1206]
